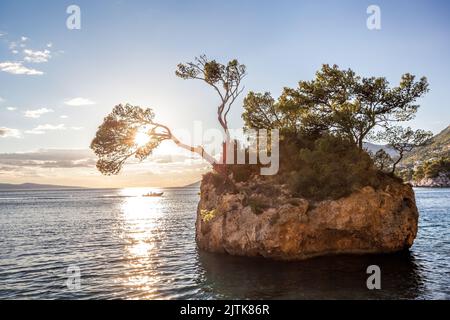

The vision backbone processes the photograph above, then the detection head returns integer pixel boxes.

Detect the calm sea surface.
[0,186,449,300]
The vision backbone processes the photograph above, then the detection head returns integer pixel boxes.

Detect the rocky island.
[196,173,418,260]
[91,57,432,261]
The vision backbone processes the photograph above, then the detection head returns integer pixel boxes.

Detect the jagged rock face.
[196,178,419,261]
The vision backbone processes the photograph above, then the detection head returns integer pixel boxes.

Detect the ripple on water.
[0,187,449,299]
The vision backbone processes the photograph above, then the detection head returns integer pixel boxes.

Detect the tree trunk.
[358,138,364,150]
[170,136,216,165]
[391,151,403,174]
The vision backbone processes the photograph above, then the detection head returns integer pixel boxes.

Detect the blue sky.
[0,0,449,187]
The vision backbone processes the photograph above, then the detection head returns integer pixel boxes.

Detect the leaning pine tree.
[90,55,246,175]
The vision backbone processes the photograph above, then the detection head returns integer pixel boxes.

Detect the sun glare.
[134,128,151,147]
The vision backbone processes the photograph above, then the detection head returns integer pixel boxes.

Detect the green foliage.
[412,157,450,181]
[424,158,450,178]
[372,149,394,172]
[398,168,414,182]
[228,65,433,199]
[401,125,450,166]
[224,131,386,201]
[398,157,450,182]
[242,92,298,131]
[90,104,170,175]
[286,135,380,200]
[176,55,246,88]
[200,209,218,223]
[413,166,425,181]
[176,55,246,136]
[243,64,429,149]
[376,126,433,173]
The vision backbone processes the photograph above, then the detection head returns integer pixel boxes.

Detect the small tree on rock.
[372,149,394,173]
[376,126,433,174]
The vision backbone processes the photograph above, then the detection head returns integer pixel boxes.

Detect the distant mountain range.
[183,181,201,188]
[0,183,85,190]
[401,125,450,167]
[364,125,450,167]
[364,142,398,157]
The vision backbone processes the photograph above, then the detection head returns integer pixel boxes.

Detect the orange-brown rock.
[196,178,418,261]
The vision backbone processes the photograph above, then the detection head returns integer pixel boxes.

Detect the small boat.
[142,192,164,197]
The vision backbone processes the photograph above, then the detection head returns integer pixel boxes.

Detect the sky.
[0,0,449,187]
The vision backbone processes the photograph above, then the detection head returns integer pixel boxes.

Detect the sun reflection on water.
[119,188,165,298]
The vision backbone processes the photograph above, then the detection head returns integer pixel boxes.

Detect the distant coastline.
[0,183,86,191]
[413,184,450,188]
[0,182,202,191]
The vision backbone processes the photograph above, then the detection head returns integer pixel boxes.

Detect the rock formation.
[196,175,418,261]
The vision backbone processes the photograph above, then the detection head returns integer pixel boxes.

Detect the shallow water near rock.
[0,186,449,299]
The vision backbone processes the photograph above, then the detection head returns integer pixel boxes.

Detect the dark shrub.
[205,133,384,201]
[228,164,260,182]
[202,172,236,194]
[286,135,380,200]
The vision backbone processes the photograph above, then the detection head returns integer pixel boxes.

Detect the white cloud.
[25,124,66,135]
[0,61,43,75]
[24,124,83,135]
[0,97,4,103]
[11,50,18,54]
[0,127,21,138]
[24,108,54,118]
[21,36,28,42]
[60,115,68,119]
[64,97,96,106]
[9,42,17,50]
[47,43,53,48]
[0,149,96,169]
[7,107,17,111]
[23,49,51,63]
